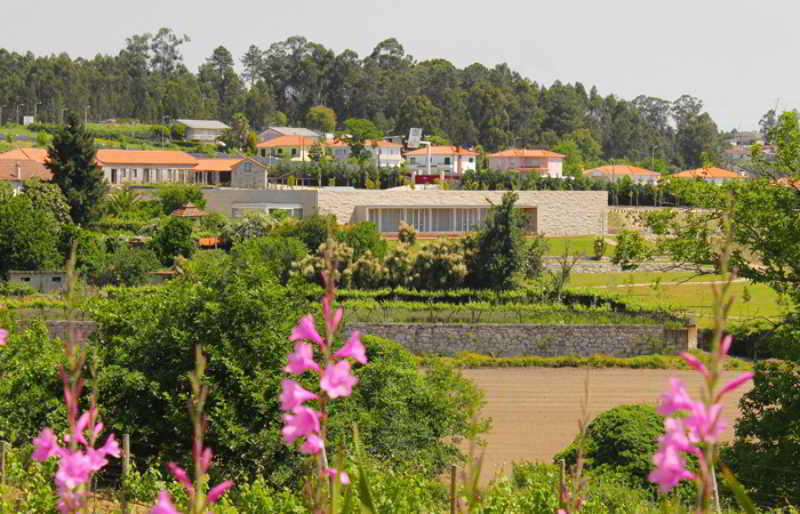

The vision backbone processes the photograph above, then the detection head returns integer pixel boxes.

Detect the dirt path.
[461,368,751,484]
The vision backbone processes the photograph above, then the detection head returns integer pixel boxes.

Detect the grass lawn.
[574,278,785,328]
[386,234,615,257]
[568,271,726,288]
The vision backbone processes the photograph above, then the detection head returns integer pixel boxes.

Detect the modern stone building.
[204,188,607,235]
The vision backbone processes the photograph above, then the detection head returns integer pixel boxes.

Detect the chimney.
[15,161,21,179]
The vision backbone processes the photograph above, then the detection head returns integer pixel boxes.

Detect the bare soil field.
[462,367,752,483]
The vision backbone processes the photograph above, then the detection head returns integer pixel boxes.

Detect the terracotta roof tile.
[256,135,319,148]
[193,158,243,172]
[170,202,207,217]
[672,167,743,179]
[326,138,402,148]
[0,159,52,181]
[488,148,565,158]
[96,150,198,166]
[585,165,661,176]
[0,148,49,163]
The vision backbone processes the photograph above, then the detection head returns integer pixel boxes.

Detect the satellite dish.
[407,127,422,148]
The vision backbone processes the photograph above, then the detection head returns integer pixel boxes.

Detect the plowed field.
[461,368,751,483]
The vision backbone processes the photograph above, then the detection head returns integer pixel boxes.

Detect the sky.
[4,0,798,131]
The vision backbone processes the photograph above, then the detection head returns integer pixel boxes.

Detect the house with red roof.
[96,150,199,185]
[256,135,319,161]
[193,158,268,188]
[584,164,661,185]
[670,167,745,185]
[487,149,565,178]
[405,146,478,183]
[326,139,404,168]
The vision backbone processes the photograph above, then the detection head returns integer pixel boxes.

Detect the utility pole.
[33,101,41,122]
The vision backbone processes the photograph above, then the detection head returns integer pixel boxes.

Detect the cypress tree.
[46,112,108,225]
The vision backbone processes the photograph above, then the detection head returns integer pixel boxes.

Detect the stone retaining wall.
[346,322,694,358]
[542,257,704,274]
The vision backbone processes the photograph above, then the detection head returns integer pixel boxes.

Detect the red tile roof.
[96,150,198,166]
[488,148,565,158]
[0,148,49,163]
[405,145,478,156]
[0,159,52,181]
[586,165,660,176]
[672,167,742,179]
[170,202,207,217]
[326,138,402,148]
[256,135,319,148]
[193,158,243,172]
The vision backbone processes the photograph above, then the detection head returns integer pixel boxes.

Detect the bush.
[555,404,665,489]
[221,212,279,246]
[410,240,468,290]
[154,185,206,215]
[726,360,800,506]
[230,236,308,285]
[398,221,417,245]
[150,217,194,265]
[0,280,37,297]
[612,230,650,271]
[275,213,336,252]
[90,246,161,287]
[524,234,549,279]
[336,221,387,260]
[348,250,385,289]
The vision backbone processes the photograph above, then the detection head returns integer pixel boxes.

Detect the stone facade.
[345,322,693,358]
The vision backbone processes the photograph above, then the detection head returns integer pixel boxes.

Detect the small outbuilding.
[174,119,231,143]
[8,270,67,293]
[170,202,207,220]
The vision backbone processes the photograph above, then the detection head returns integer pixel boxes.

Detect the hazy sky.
[4,0,797,130]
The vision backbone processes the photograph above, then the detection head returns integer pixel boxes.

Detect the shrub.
[91,246,161,287]
[0,280,36,297]
[150,217,195,265]
[398,221,417,245]
[275,213,336,252]
[612,230,650,271]
[555,404,665,489]
[410,240,468,290]
[221,212,279,246]
[593,237,607,260]
[524,234,549,279]
[336,221,387,260]
[384,244,413,289]
[230,236,307,285]
[154,184,206,215]
[348,250,385,289]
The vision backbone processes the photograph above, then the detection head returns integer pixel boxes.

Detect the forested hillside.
[0,29,722,167]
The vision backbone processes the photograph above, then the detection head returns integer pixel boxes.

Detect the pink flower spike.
[92,421,104,440]
[720,334,733,356]
[324,467,350,485]
[151,490,179,514]
[73,411,90,446]
[333,332,367,364]
[649,444,695,493]
[282,406,321,445]
[290,315,325,346]
[167,463,195,496]
[32,428,61,461]
[685,402,726,444]
[0,328,7,346]
[98,434,120,458]
[55,451,93,490]
[199,447,212,475]
[679,352,709,377]
[718,372,755,397]
[657,378,694,415]
[207,480,234,504]
[339,471,350,485]
[300,434,325,455]
[320,360,358,399]
[284,342,321,375]
[280,379,319,411]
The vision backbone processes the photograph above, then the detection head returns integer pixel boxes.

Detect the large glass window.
[380,209,403,232]
[431,209,452,232]
[404,208,429,232]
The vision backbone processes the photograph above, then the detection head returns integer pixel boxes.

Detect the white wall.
[407,153,476,174]
[103,165,196,185]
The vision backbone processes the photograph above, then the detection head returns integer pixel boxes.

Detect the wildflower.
[280,379,319,411]
[167,462,195,496]
[55,451,92,490]
[333,331,368,364]
[33,428,62,460]
[299,434,324,455]
[324,467,350,485]
[284,341,321,374]
[679,352,709,377]
[282,406,322,445]
[649,443,695,493]
[322,295,344,335]
[320,360,358,399]
[290,315,325,346]
[151,490,179,514]
[207,481,234,504]
[718,372,755,398]
[0,328,7,346]
[656,378,694,415]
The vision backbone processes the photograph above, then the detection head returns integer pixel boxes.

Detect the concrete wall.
[345,322,693,358]
[9,271,67,293]
[203,188,319,217]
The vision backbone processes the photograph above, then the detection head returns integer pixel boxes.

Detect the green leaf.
[721,465,757,514]
[352,425,376,514]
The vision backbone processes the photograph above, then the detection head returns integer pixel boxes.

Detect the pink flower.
[55,451,92,490]
[284,342,321,375]
[325,467,350,485]
[649,443,695,493]
[685,402,726,444]
[657,378,694,415]
[207,480,234,504]
[70,411,90,446]
[0,328,7,346]
[659,418,699,455]
[86,435,121,472]
[282,406,321,445]
[680,352,709,377]
[320,360,358,399]
[299,434,324,455]
[290,315,325,346]
[167,462,195,496]
[720,334,733,356]
[718,372,755,397]
[333,332,367,365]
[33,428,61,461]
[280,379,319,411]
[97,434,121,458]
[198,447,213,475]
[323,297,344,335]
[151,490,178,514]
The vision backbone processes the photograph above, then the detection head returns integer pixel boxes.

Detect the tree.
[466,192,526,290]
[149,27,190,75]
[22,177,72,226]
[150,217,195,265]
[45,111,108,225]
[155,184,206,215]
[305,105,336,133]
[240,44,263,87]
[0,189,62,278]
[342,118,382,164]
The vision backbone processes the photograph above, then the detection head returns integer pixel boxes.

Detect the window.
[444,157,451,165]
[21,277,31,282]
[380,209,403,232]
[291,148,297,156]
[469,157,474,163]
[404,208,429,232]
[431,209,452,232]
[52,277,62,283]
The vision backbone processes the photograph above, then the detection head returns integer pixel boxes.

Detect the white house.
[404,146,478,183]
[326,139,404,167]
[97,150,199,185]
[670,167,745,185]
[584,165,661,185]
[487,149,564,178]
[257,126,321,143]
[175,119,230,143]
[193,158,268,189]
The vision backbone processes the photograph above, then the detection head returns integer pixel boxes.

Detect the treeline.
[1,30,721,167]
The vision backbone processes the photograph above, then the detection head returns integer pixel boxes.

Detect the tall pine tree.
[46,112,108,225]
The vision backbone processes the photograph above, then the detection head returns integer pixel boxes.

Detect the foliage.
[221,211,279,246]
[612,230,650,271]
[466,192,527,290]
[397,221,417,245]
[727,360,800,506]
[410,240,469,290]
[150,216,195,265]
[154,184,207,215]
[275,213,336,252]
[556,404,666,489]
[45,112,109,225]
[592,237,607,260]
[102,187,143,217]
[335,221,387,260]
[22,178,73,226]
[306,105,336,133]
[230,236,308,285]
[90,246,161,286]
[0,280,37,297]
[523,234,549,279]
[349,251,386,289]
[0,192,63,278]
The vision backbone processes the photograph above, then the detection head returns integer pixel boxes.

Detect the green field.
[568,271,725,288]
[386,234,616,257]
